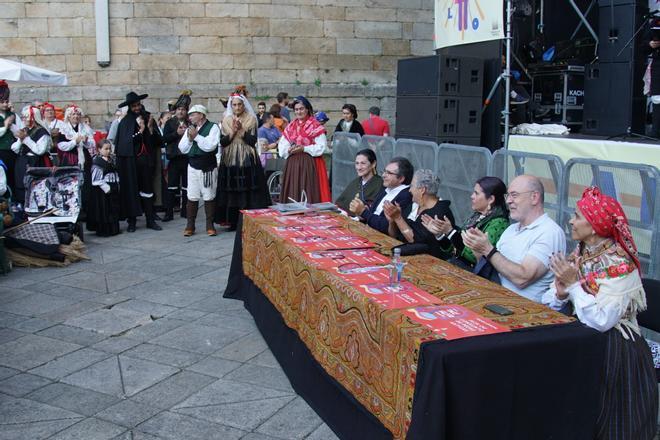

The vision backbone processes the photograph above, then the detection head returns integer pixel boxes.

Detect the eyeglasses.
[504,190,536,200]
[382,169,399,177]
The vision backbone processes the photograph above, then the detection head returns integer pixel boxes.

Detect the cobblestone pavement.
[0,214,339,440]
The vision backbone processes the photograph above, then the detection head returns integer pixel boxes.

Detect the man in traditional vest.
[177,105,220,237]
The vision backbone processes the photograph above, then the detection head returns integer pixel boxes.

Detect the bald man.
[463,175,566,302]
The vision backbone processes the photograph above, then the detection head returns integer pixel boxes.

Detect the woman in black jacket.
[334,104,365,136]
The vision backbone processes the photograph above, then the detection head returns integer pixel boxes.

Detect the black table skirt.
[225,216,606,440]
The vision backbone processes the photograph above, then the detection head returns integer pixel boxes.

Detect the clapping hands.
[421,214,453,235]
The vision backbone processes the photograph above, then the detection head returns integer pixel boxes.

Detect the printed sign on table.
[356,281,444,310]
[404,304,510,340]
[304,248,391,270]
[271,225,346,240]
[288,234,376,252]
[274,214,342,227]
[240,208,278,218]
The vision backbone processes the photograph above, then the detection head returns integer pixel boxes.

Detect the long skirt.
[280,153,321,204]
[116,156,142,219]
[86,182,120,236]
[595,327,658,440]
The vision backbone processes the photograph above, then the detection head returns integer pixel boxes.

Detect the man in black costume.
[115,91,162,232]
[648,17,660,137]
[161,90,191,222]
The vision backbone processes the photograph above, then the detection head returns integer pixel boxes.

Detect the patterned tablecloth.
[241,212,573,439]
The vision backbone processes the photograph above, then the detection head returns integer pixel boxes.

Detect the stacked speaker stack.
[582,0,649,136]
[395,55,484,145]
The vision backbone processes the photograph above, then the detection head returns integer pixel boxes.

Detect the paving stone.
[111,299,178,318]
[95,399,162,428]
[92,293,133,306]
[29,348,111,380]
[37,324,107,346]
[240,433,286,440]
[52,271,109,293]
[255,397,323,439]
[0,394,83,424]
[0,287,36,304]
[164,308,207,321]
[0,373,52,397]
[26,382,120,416]
[106,270,161,292]
[194,311,257,333]
[131,370,216,409]
[0,419,81,440]
[21,283,101,301]
[306,423,340,440]
[123,343,204,368]
[131,431,165,440]
[39,301,105,324]
[187,294,243,312]
[121,318,187,342]
[0,311,27,328]
[0,293,80,317]
[185,356,242,378]
[137,411,245,440]
[8,317,56,333]
[213,331,268,362]
[92,337,141,354]
[0,366,19,381]
[48,417,127,440]
[223,363,293,393]
[65,308,153,336]
[175,395,294,431]
[150,323,247,355]
[129,282,215,307]
[0,328,26,344]
[168,264,219,280]
[247,349,280,369]
[173,379,293,409]
[0,335,82,370]
[62,355,178,398]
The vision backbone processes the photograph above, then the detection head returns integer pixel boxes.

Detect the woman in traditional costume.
[11,106,51,203]
[542,186,658,440]
[87,139,120,236]
[215,93,270,231]
[277,96,331,203]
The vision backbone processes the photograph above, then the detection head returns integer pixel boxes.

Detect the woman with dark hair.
[277,96,331,203]
[334,149,383,213]
[542,187,657,440]
[422,176,509,269]
[334,104,365,136]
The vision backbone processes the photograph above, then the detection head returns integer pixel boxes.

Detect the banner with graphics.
[434,0,504,49]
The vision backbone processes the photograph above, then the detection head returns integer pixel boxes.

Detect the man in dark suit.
[349,157,414,234]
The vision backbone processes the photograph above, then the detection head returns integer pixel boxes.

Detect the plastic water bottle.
[390,248,404,290]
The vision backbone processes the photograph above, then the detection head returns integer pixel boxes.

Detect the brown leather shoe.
[183,200,198,237]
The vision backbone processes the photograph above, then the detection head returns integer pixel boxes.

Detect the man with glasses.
[349,157,413,234]
[462,174,565,303]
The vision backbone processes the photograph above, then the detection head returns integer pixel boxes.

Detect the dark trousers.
[166,156,188,211]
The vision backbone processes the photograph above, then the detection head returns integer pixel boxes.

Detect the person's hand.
[187,125,198,141]
[16,128,27,140]
[147,115,156,132]
[288,144,303,155]
[461,228,492,255]
[349,194,366,216]
[137,117,145,134]
[550,253,579,287]
[555,279,569,300]
[650,40,660,49]
[75,134,85,144]
[427,215,453,235]
[4,114,15,128]
[176,124,186,136]
[421,213,441,234]
[383,201,402,221]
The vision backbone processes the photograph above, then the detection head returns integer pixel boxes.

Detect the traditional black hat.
[0,80,9,102]
[118,91,148,108]
[174,89,192,110]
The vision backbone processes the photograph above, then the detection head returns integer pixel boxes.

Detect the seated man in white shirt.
[349,157,414,234]
[462,174,566,302]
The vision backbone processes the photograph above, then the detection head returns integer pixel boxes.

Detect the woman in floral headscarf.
[277,96,331,203]
[542,187,658,440]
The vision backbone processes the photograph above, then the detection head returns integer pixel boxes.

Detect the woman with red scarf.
[277,96,331,203]
[542,187,657,440]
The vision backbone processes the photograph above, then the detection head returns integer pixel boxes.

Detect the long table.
[225,212,606,439]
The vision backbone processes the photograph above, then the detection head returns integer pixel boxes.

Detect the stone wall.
[0,0,434,132]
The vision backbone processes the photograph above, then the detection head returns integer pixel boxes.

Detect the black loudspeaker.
[396,96,482,139]
[582,62,646,135]
[598,2,648,63]
[397,55,483,97]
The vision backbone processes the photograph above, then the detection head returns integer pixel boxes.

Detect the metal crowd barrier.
[436,144,492,226]
[328,135,660,280]
[561,158,660,278]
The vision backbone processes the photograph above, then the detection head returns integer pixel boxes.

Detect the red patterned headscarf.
[576,186,641,271]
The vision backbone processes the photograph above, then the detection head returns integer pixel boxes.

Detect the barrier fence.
[330,134,660,280]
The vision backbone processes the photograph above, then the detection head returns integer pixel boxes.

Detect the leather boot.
[184,200,198,236]
[142,197,162,231]
[204,200,217,236]
[162,190,175,222]
[127,217,136,233]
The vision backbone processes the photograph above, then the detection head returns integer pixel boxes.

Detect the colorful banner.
[434,0,504,49]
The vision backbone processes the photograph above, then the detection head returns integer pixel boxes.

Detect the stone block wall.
[0,0,434,132]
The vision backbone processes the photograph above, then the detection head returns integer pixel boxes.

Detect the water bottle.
[390,248,404,290]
